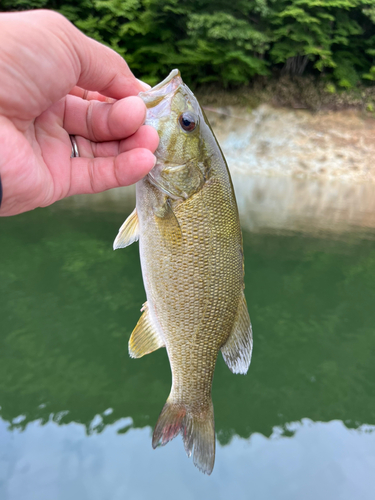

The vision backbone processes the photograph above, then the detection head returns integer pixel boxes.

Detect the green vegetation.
[2,0,375,90]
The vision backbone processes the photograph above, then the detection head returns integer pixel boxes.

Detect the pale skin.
[0,9,159,217]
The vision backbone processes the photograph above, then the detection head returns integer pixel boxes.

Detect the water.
[1,181,375,499]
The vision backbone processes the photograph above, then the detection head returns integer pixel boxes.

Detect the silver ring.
[70,135,79,158]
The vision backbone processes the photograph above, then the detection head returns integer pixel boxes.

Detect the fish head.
[139,70,216,199]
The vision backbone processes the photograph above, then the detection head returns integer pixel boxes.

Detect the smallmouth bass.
[114,70,252,474]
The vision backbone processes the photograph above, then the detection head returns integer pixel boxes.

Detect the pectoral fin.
[154,199,182,245]
[221,291,253,374]
[113,208,139,250]
[129,302,165,358]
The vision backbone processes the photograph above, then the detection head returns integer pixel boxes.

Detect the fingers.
[0,10,149,124]
[67,21,149,99]
[69,86,115,103]
[63,94,148,142]
[67,148,156,197]
[118,125,159,154]
[75,125,159,158]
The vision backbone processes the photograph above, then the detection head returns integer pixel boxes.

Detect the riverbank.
[60,102,375,237]
[204,103,375,183]
[196,77,375,112]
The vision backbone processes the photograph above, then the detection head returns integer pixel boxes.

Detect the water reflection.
[59,174,375,237]
[232,174,375,236]
[1,418,374,499]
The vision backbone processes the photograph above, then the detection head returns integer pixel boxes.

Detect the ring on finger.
[70,135,80,158]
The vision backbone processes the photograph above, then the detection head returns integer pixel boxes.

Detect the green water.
[1,200,375,499]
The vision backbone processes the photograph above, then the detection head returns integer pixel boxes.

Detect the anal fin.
[113,208,139,250]
[129,302,165,358]
[221,291,253,374]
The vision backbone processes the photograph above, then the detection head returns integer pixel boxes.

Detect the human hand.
[0,10,159,217]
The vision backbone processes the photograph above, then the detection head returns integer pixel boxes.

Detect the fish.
[113,69,252,475]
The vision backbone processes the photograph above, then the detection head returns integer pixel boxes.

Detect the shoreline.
[204,104,375,183]
[59,102,375,237]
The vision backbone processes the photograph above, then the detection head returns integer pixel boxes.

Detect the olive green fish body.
[114,70,252,474]
[137,162,243,381]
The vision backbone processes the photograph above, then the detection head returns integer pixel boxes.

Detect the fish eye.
[178,112,197,132]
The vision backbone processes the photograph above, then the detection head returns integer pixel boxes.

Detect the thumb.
[31,9,149,100]
[71,30,149,99]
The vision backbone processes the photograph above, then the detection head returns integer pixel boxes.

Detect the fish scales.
[137,176,242,400]
[114,69,253,475]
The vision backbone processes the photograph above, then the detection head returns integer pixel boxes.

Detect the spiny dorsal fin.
[221,291,253,374]
[129,302,165,358]
[113,208,139,250]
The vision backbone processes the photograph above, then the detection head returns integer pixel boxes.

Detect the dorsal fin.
[129,302,165,358]
[221,291,253,374]
[113,208,139,250]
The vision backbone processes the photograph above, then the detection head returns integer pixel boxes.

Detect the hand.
[0,10,159,217]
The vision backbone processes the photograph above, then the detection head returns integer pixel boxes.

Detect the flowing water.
[1,177,375,500]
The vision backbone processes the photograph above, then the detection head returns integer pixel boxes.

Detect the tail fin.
[152,399,215,475]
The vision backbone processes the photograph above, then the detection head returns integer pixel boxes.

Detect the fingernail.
[137,78,151,91]
[152,154,157,168]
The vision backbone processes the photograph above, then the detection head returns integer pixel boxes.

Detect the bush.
[2,0,375,89]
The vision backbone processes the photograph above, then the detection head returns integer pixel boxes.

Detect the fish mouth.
[151,69,180,91]
[139,69,182,110]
